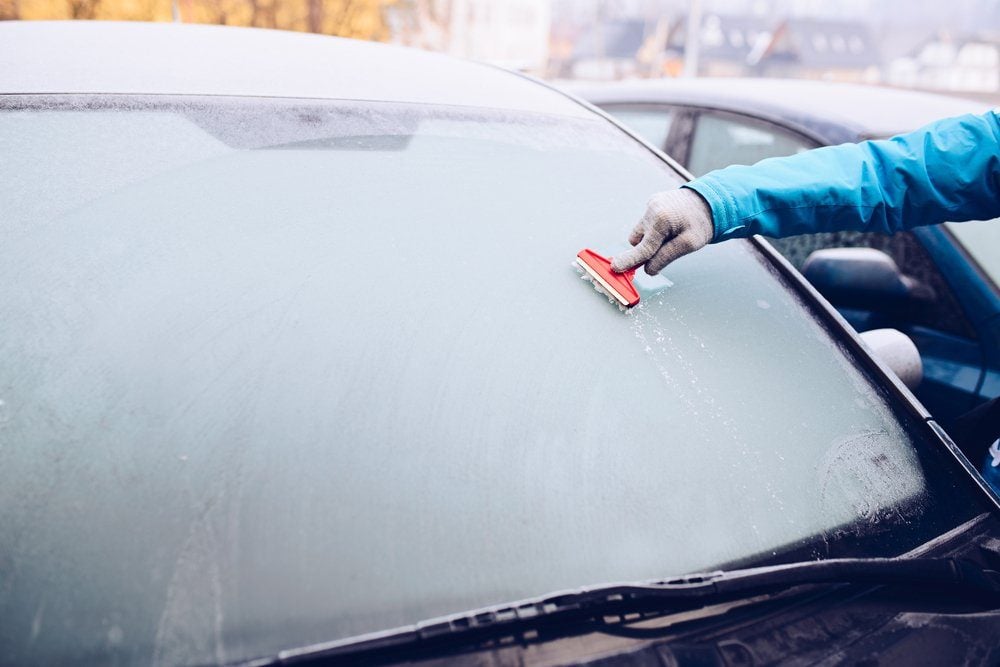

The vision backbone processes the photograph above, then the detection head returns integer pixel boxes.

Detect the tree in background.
[0,0,19,19]
[7,0,395,40]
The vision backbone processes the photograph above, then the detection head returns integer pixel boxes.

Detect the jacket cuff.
[683,178,748,243]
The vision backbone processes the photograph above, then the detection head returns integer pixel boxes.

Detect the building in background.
[888,32,1000,93]
[562,18,648,79]
[387,0,551,73]
[546,0,997,95]
[762,18,879,83]
[662,13,774,78]
[555,12,878,83]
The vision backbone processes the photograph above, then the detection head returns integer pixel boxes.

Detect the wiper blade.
[247,557,1000,666]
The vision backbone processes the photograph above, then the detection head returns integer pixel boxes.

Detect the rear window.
[0,95,988,665]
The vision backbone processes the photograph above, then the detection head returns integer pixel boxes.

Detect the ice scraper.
[576,248,640,308]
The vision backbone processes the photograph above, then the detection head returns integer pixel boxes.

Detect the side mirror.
[859,328,923,390]
[802,248,934,311]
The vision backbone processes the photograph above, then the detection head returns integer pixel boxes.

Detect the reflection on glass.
[688,112,813,175]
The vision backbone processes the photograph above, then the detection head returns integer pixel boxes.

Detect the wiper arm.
[248,557,1000,666]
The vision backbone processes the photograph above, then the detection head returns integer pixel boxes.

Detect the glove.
[611,188,714,275]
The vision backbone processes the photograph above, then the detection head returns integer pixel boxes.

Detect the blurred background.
[2,0,998,101]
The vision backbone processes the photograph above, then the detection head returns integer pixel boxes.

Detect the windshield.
[946,219,1000,288]
[0,95,989,666]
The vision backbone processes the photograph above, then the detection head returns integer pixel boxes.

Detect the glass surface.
[0,96,986,666]
[602,106,674,149]
[768,231,979,340]
[688,112,813,176]
[946,218,1000,288]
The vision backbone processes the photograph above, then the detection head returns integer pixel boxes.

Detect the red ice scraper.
[576,248,640,308]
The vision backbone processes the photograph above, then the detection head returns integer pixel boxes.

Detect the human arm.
[614,109,1000,275]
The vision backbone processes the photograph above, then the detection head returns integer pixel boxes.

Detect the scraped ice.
[573,262,631,313]
[633,270,674,292]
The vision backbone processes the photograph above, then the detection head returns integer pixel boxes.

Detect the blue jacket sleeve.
[685,110,1000,242]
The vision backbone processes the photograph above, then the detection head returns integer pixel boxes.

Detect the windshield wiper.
[244,556,1000,666]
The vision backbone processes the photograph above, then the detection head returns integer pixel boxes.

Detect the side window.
[687,112,814,176]
[768,231,978,339]
[601,106,673,150]
[946,218,1000,290]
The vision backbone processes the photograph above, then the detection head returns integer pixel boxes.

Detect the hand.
[611,188,714,275]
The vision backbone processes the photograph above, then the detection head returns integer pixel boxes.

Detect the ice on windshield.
[0,110,230,235]
[0,97,981,666]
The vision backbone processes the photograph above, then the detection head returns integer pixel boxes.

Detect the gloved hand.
[611,188,714,275]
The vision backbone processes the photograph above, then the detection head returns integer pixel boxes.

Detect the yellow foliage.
[11,0,397,40]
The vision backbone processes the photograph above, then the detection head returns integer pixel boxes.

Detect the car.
[2,22,1000,667]
[570,77,999,426]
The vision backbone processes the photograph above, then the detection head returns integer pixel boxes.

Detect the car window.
[769,231,979,339]
[0,96,987,666]
[687,111,814,176]
[600,106,674,149]
[946,218,1000,289]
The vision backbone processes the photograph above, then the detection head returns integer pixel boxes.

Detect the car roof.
[568,77,993,141]
[0,21,591,118]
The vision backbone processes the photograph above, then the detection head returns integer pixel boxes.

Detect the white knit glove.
[611,188,715,275]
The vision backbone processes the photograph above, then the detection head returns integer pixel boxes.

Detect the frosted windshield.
[0,96,984,666]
